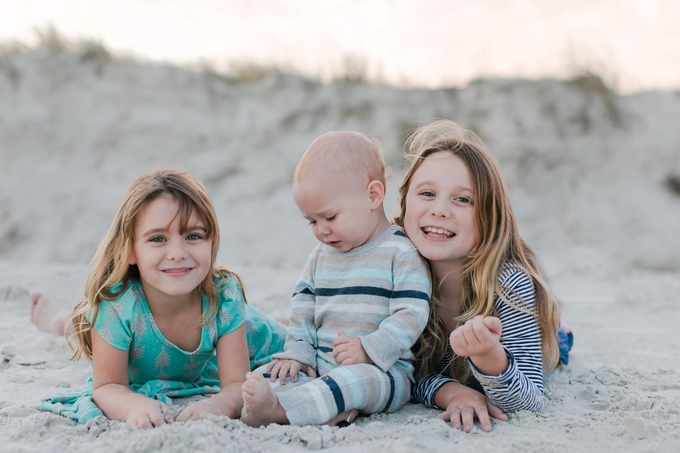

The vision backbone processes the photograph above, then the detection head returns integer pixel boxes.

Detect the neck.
[363,213,391,246]
[430,260,466,315]
[141,283,200,319]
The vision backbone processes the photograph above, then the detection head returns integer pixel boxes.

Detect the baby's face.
[293,177,377,253]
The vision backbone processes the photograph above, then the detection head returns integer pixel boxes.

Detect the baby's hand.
[125,400,174,429]
[332,330,374,365]
[176,400,222,422]
[449,315,502,358]
[266,359,317,385]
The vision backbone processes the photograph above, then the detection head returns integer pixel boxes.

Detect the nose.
[166,239,188,260]
[430,198,452,218]
[317,222,332,236]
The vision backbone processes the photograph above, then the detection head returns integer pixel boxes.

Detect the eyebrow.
[413,181,472,192]
[141,225,207,238]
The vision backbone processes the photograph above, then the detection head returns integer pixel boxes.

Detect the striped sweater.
[273,225,432,375]
[412,265,546,413]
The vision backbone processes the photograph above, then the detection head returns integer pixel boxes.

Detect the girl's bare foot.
[29,292,67,335]
[241,372,289,427]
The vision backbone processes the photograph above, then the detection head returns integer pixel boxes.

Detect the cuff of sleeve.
[468,347,516,389]
[271,341,317,369]
[360,330,402,372]
[427,377,460,410]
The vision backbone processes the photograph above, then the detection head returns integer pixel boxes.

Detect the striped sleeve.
[469,266,545,412]
[270,249,319,369]
[411,347,457,408]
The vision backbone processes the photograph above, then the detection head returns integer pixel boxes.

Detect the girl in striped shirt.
[394,120,571,432]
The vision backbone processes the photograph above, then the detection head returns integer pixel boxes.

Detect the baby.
[241,131,432,427]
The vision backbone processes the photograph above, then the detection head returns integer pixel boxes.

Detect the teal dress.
[41,277,287,423]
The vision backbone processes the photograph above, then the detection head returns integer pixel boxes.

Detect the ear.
[366,180,385,208]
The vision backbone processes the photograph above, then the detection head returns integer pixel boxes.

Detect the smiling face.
[403,151,478,267]
[293,174,385,253]
[128,194,212,303]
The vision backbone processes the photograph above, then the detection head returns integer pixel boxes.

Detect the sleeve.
[215,275,247,337]
[360,247,432,372]
[91,284,137,351]
[270,250,319,369]
[468,268,546,413]
[411,351,458,408]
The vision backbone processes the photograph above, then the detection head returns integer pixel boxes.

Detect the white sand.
[1,50,680,451]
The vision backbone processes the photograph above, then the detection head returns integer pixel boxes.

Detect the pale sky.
[1,0,678,93]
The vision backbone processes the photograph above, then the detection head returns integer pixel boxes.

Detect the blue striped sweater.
[273,225,432,375]
[412,265,546,413]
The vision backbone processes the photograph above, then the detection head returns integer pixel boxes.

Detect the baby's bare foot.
[30,292,67,335]
[241,372,288,427]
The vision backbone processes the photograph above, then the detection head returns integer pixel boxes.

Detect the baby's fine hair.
[66,168,244,361]
[393,120,560,380]
[293,131,388,188]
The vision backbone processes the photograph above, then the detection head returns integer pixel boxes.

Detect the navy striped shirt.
[412,265,545,413]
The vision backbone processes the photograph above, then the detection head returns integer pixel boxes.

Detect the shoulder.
[495,263,536,311]
[380,226,421,256]
[213,271,246,332]
[96,280,143,315]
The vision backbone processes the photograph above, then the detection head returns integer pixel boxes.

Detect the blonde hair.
[393,120,560,381]
[66,168,246,361]
[293,131,388,188]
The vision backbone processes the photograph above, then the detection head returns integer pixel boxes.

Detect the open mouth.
[162,268,193,274]
[422,226,455,238]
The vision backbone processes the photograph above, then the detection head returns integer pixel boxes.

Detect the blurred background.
[0,0,679,275]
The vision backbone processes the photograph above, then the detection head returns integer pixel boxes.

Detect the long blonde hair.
[66,168,246,361]
[393,120,560,381]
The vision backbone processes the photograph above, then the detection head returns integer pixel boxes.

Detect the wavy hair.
[393,120,560,381]
[66,168,246,361]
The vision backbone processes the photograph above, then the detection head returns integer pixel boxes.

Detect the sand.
[1,49,680,452]
[1,258,679,452]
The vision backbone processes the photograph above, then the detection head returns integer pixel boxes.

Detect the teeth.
[423,227,454,237]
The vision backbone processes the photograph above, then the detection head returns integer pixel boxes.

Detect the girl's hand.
[267,359,317,385]
[436,382,507,432]
[125,399,175,429]
[332,330,374,365]
[176,400,222,422]
[449,315,509,376]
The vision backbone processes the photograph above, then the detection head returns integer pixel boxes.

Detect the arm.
[177,324,250,420]
[270,252,319,370]
[91,330,172,429]
[466,268,546,413]
[357,250,431,371]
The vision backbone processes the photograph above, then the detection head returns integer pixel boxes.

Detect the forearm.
[468,342,509,376]
[411,373,457,408]
[92,383,155,421]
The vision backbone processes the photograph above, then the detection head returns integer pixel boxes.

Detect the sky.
[0,0,678,93]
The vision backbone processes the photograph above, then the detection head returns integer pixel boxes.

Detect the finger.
[483,316,503,337]
[266,360,278,372]
[487,401,508,421]
[475,404,492,432]
[149,408,166,428]
[307,367,318,378]
[448,408,462,429]
[279,363,291,385]
[290,362,302,382]
[436,411,451,421]
[337,329,347,337]
[269,362,282,381]
[461,407,475,433]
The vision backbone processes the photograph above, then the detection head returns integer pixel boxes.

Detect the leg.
[29,292,67,335]
[275,363,412,426]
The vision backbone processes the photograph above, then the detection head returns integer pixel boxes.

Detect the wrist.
[468,343,509,376]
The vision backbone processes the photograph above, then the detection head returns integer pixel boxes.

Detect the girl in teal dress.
[41,169,286,428]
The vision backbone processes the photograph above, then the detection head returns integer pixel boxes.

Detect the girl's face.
[128,195,212,302]
[403,152,477,266]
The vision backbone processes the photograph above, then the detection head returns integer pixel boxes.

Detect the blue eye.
[454,196,471,204]
[187,233,202,240]
[420,190,435,197]
[149,236,166,243]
